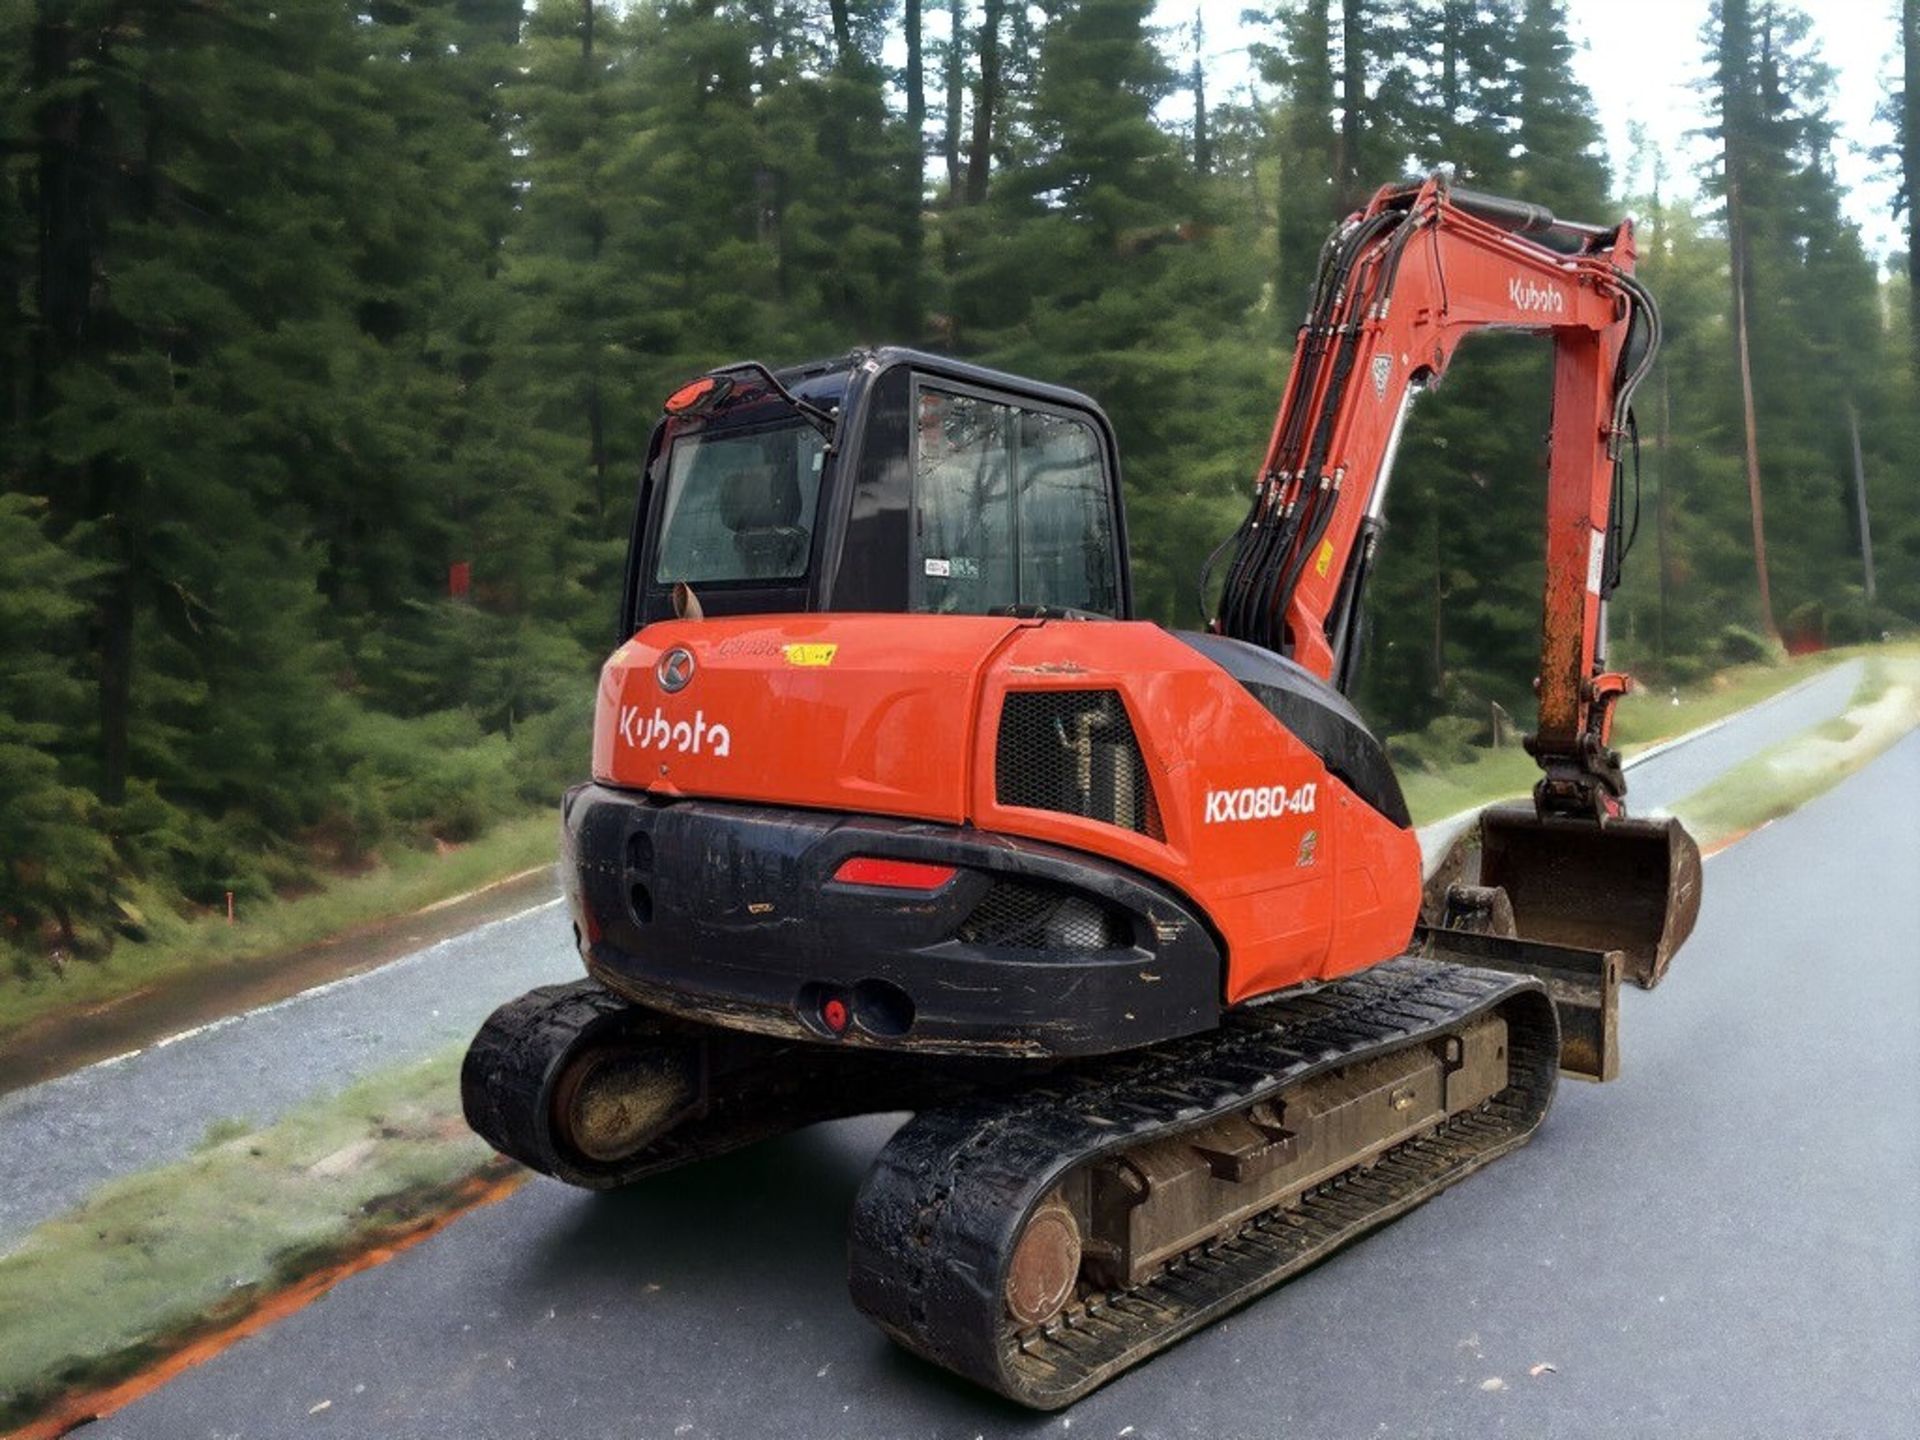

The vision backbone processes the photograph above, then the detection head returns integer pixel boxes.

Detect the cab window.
[654,419,825,585]
[910,385,1117,615]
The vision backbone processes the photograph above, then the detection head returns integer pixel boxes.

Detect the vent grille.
[956,880,1130,953]
[994,690,1162,839]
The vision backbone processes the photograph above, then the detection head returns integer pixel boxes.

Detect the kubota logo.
[619,705,733,757]
[1508,276,1566,315]
[656,647,696,693]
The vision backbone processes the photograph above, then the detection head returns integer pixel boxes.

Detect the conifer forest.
[1,0,1914,965]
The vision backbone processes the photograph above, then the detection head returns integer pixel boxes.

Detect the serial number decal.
[1204,782,1317,825]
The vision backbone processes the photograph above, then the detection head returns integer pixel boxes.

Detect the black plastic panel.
[1176,631,1411,828]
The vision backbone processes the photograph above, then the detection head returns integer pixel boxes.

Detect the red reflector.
[822,997,850,1033]
[832,857,958,890]
[664,376,715,412]
[664,374,733,415]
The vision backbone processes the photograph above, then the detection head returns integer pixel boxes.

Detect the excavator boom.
[1217,176,1697,979]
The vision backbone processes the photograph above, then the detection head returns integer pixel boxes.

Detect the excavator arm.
[1219,175,1697,988]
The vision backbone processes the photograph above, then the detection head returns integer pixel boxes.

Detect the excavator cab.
[622,349,1132,631]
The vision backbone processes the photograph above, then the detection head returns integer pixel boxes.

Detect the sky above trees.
[1163,0,1905,258]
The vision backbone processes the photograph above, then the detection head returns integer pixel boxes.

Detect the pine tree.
[1258,0,1342,312]
[0,495,110,954]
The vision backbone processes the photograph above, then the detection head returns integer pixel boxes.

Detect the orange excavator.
[463,176,1701,1406]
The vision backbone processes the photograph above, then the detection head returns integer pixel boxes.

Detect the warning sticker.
[783,644,837,668]
[1314,539,1335,579]
[1586,528,1607,595]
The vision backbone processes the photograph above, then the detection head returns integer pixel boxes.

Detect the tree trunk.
[964,0,1002,206]
[99,512,134,806]
[1430,506,1445,697]
[828,0,853,66]
[1337,0,1365,207]
[1729,185,1777,639]
[1905,0,1917,355]
[1847,401,1875,603]
[1276,0,1337,309]
[944,0,965,198]
[587,378,607,526]
[1191,10,1211,177]
[906,0,925,148]
[1656,366,1671,662]
[1718,0,1777,639]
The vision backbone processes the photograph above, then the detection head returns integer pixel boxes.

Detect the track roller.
[461,980,704,1189]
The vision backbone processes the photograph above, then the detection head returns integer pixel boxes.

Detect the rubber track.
[846,956,1560,1408]
[462,980,1027,1189]
[461,980,842,1189]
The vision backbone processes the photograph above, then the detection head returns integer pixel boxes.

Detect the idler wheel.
[1004,1191,1082,1328]
[550,1045,696,1164]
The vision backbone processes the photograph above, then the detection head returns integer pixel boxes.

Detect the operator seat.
[721,454,808,578]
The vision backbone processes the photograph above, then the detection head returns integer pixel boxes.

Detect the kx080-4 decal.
[1204,782,1317,825]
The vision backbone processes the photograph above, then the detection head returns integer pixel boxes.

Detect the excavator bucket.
[1427,804,1703,989]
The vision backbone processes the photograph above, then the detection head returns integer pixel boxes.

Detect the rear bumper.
[562,783,1222,1058]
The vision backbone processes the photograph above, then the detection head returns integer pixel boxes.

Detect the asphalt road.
[98,722,1918,1438]
[1618,657,1865,812]
[0,901,565,1247]
[0,659,1867,1247]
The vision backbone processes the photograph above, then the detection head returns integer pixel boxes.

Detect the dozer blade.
[1427,803,1702,990]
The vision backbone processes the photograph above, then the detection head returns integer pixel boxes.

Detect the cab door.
[905,379,1123,618]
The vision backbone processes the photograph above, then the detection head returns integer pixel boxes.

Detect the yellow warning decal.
[783,643,838,668]
[1314,539,1335,578]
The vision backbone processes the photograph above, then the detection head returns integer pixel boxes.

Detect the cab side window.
[910,384,1117,615]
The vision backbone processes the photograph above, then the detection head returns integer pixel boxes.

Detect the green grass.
[1399,746,1546,828]
[0,1048,500,1429]
[1397,641,1919,828]
[1610,644,1884,750]
[1670,653,1920,849]
[0,811,557,1046]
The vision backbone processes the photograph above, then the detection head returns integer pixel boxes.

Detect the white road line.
[1417,659,1861,867]
[1618,661,1856,771]
[56,896,566,1083]
[152,1013,244,1048]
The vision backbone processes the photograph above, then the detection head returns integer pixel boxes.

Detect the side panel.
[969,624,1421,1001]
[592,615,1422,1006]
[594,614,1025,826]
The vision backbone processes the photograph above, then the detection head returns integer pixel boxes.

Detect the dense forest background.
[1,0,1913,959]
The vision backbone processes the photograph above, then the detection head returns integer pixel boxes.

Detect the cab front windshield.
[653,419,826,585]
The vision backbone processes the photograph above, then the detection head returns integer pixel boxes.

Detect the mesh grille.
[994,690,1162,839]
[955,880,1129,953]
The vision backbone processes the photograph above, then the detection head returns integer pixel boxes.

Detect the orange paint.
[592,613,1423,1007]
[9,1168,526,1440]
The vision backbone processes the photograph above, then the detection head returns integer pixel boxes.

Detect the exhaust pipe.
[1425,804,1703,989]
